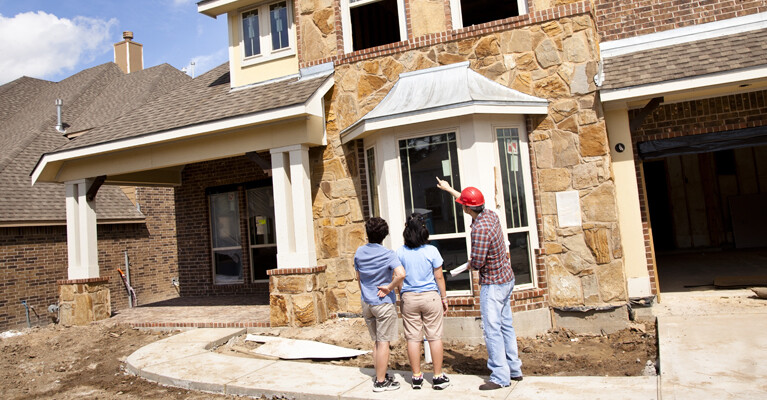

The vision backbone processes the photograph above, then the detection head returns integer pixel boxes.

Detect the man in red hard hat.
[436,178,523,390]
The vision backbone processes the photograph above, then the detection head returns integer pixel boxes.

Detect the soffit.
[340,62,549,143]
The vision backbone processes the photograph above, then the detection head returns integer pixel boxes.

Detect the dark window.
[460,0,519,27]
[350,0,401,51]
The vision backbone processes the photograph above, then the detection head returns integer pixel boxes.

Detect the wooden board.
[713,275,767,288]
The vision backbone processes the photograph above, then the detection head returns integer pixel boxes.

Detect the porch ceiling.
[340,61,549,143]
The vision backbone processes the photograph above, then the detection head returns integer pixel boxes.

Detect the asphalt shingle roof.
[0,63,190,224]
[601,28,767,91]
[59,63,330,151]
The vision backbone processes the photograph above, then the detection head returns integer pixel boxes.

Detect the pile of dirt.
[217,317,658,377]
[0,323,237,400]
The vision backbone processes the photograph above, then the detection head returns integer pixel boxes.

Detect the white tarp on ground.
[244,334,369,360]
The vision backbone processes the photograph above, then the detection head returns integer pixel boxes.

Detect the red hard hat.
[456,187,484,207]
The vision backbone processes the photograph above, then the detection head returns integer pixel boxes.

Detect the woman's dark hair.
[403,213,429,249]
[365,217,389,244]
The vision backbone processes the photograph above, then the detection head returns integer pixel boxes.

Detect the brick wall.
[596,0,767,42]
[629,89,767,294]
[174,155,271,299]
[0,187,179,331]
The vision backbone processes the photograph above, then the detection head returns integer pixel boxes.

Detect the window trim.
[238,0,296,66]
[340,0,407,54]
[245,184,277,283]
[449,0,528,30]
[209,190,245,285]
[364,145,381,218]
[492,124,538,291]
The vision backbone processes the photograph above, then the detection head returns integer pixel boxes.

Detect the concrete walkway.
[125,289,767,400]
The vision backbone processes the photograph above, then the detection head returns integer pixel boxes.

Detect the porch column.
[270,144,318,268]
[605,109,653,299]
[65,179,99,279]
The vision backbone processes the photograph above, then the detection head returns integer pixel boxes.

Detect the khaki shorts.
[401,291,444,342]
[362,302,399,342]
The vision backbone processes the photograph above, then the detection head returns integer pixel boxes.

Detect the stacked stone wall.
[0,186,179,331]
[595,0,767,42]
[268,266,328,326]
[321,3,627,311]
[58,277,111,326]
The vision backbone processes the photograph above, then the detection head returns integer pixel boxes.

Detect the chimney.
[113,31,144,74]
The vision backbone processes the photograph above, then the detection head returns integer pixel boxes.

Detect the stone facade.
[57,277,111,326]
[322,6,626,310]
[268,266,329,326]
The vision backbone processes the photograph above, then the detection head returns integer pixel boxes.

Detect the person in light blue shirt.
[354,217,406,392]
[396,213,450,390]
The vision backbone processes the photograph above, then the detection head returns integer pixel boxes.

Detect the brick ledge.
[57,277,110,285]
[267,266,326,276]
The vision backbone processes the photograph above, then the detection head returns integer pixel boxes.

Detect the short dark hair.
[365,217,389,244]
[403,213,429,249]
[468,204,484,214]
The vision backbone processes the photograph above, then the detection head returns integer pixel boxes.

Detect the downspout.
[21,300,31,328]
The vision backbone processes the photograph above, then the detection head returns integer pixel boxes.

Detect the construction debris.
[244,335,368,360]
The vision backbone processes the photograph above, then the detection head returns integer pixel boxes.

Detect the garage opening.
[640,134,767,292]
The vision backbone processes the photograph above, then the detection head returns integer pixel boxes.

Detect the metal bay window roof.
[340,61,549,143]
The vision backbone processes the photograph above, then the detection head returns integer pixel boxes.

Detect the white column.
[270,144,318,268]
[65,179,99,279]
[605,108,652,298]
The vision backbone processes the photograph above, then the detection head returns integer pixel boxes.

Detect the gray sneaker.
[373,378,400,392]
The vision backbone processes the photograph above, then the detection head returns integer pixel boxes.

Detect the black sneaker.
[411,374,423,389]
[510,375,524,382]
[372,373,391,383]
[432,373,450,390]
[373,378,400,392]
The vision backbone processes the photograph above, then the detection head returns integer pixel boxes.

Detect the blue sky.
[0,0,229,85]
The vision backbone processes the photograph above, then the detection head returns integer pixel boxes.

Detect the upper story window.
[240,1,294,62]
[342,0,406,53]
[450,0,527,29]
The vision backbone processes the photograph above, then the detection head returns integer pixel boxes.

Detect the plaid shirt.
[468,209,513,285]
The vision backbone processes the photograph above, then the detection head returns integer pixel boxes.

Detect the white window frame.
[449,0,528,30]
[245,186,277,283]
[239,0,296,66]
[395,128,474,296]
[340,0,407,54]
[492,124,538,291]
[364,145,381,218]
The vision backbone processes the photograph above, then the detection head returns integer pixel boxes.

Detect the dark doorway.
[643,160,674,251]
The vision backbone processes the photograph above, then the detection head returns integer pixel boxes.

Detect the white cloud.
[0,11,116,84]
[181,48,228,78]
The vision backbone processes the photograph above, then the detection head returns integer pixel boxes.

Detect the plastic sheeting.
[637,126,767,160]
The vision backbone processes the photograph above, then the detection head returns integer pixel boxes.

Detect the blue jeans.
[480,279,522,386]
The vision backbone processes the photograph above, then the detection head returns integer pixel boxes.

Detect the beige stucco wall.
[227,10,300,86]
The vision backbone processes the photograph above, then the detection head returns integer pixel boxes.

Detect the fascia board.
[32,103,308,185]
[341,103,548,144]
[601,65,767,103]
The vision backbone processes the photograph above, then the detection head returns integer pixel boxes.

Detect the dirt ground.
[0,317,655,400]
[218,317,658,378]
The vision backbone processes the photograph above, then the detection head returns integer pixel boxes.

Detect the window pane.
[365,148,380,217]
[430,238,470,292]
[496,128,528,229]
[350,0,400,51]
[251,246,277,280]
[460,0,520,27]
[270,2,289,50]
[210,192,241,248]
[242,10,260,57]
[214,250,243,283]
[508,232,532,285]
[247,187,275,245]
[400,132,464,235]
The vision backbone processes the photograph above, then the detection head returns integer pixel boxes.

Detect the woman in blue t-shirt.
[396,213,450,390]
